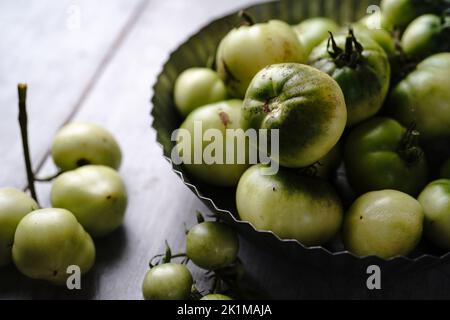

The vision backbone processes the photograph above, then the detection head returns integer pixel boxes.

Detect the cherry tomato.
[12,208,95,284]
[186,221,239,270]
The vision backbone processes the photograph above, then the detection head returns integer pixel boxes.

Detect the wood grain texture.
[1,0,450,300]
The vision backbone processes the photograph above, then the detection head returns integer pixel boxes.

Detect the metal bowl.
[151,0,450,278]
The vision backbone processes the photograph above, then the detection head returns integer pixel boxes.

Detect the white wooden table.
[1,0,450,299]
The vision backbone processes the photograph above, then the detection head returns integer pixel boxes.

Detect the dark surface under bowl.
[151,0,450,279]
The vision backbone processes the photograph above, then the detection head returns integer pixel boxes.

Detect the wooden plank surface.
[1,0,450,300]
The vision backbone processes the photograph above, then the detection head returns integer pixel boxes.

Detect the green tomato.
[419,179,450,249]
[52,122,122,171]
[309,31,390,127]
[402,14,450,59]
[142,263,193,300]
[216,20,306,98]
[12,208,95,284]
[381,0,442,31]
[236,164,343,246]
[387,53,450,141]
[176,100,249,187]
[51,165,127,237]
[293,17,340,56]
[352,22,396,55]
[344,117,428,196]
[242,63,346,168]
[441,158,450,178]
[186,221,239,270]
[174,68,227,118]
[201,294,233,300]
[343,190,423,259]
[0,188,38,267]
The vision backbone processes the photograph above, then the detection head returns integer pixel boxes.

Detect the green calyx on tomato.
[142,262,193,300]
[186,221,239,270]
[51,165,128,237]
[52,122,122,171]
[343,190,424,259]
[12,208,95,284]
[309,29,390,127]
[216,13,306,98]
[418,179,450,250]
[236,164,343,246]
[242,63,346,168]
[344,117,428,196]
[401,13,450,59]
[174,68,227,118]
[0,188,39,267]
[176,100,250,187]
[387,53,450,141]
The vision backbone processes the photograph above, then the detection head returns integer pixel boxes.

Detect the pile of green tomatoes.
[172,0,450,260]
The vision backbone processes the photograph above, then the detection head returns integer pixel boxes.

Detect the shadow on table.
[0,226,128,300]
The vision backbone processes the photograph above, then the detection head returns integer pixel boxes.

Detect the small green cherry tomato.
[216,19,306,98]
[418,179,450,250]
[236,164,343,246]
[186,221,239,270]
[401,14,450,60]
[176,100,249,187]
[142,263,193,300]
[344,117,428,196]
[0,188,38,267]
[293,17,340,56]
[174,68,227,118]
[51,165,127,237]
[52,122,122,171]
[12,208,95,284]
[387,53,450,141]
[242,63,347,168]
[201,294,233,300]
[309,30,390,127]
[343,190,423,259]
[441,158,450,179]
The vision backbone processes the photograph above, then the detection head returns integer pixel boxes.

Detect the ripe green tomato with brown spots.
[0,188,38,267]
[201,294,233,300]
[52,122,122,171]
[51,165,127,237]
[242,63,347,168]
[236,164,343,246]
[175,100,249,187]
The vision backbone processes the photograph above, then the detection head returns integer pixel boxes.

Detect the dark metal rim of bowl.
[149,0,450,273]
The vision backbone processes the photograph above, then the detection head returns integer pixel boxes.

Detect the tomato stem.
[18,84,39,205]
[238,10,255,26]
[327,28,364,68]
[35,170,63,182]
